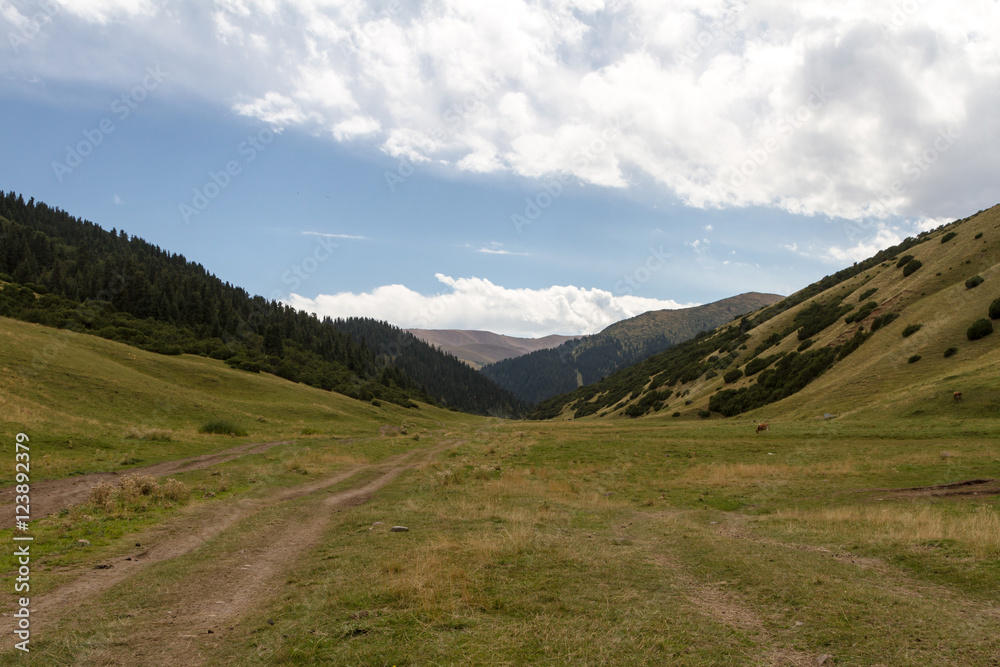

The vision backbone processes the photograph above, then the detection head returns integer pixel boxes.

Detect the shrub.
[723,369,743,384]
[975,232,984,240]
[200,419,248,436]
[745,354,780,376]
[858,287,878,302]
[902,259,923,277]
[990,297,1000,320]
[901,324,922,338]
[941,231,958,243]
[896,254,914,268]
[967,318,994,341]
[908,355,921,364]
[160,478,188,501]
[797,339,814,352]
[697,409,711,419]
[965,275,984,289]
[943,347,958,358]
[845,301,878,323]
[89,481,116,510]
[870,312,898,332]
[671,412,680,418]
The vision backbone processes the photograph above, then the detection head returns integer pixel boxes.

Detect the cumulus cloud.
[6,0,1000,224]
[285,274,695,337]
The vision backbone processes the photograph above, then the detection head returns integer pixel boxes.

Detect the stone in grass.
[390,526,409,532]
[78,539,91,547]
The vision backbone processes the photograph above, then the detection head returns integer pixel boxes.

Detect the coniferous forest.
[0,191,526,417]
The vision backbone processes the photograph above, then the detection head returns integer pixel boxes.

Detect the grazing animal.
[756,422,770,434]
[953,391,963,401]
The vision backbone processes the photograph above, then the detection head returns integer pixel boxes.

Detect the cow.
[953,391,963,401]
[756,422,770,434]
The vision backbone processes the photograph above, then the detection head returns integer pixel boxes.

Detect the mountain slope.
[406,329,581,368]
[530,205,1000,421]
[481,292,783,405]
[0,191,525,417]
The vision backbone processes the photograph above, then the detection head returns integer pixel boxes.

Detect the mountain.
[530,205,1000,421]
[0,191,526,417]
[480,292,783,405]
[406,329,581,369]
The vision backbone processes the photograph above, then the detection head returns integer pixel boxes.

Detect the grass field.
[3,317,1000,665]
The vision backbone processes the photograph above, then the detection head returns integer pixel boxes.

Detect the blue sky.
[2,1,999,336]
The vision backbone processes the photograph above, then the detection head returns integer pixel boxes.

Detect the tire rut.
[1,439,458,665]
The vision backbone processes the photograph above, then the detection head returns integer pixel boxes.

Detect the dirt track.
[0,439,458,665]
[0,440,294,528]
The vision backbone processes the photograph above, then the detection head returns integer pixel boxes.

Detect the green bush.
[908,355,921,364]
[943,347,958,358]
[845,301,878,323]
[965,275,984,289]
[902,259,923,277]
[745,354,780,376]
[857,287,878,302]
[697,409,711,419]
[941,231,958,244]
[990,297,1000,320]
[200,419,248,436]
[896,254,914,268]
[975,232,984,240]
[723,369,743,384]
[797,339,814,351]
[901,324,922,338]
[967,318,994,341]
[870,312,898,332]
[671,412,681,418]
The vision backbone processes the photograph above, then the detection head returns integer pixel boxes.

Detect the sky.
[2,0,999,337]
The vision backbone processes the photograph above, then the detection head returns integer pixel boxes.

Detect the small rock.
[372,522,384,526]
[267,619,275,625]
[817,655,834,666]
[767,453,774,456]
[94,564,112,570]
[709,521,718,525]
[795,621,804,626]
[207,629,214,634]
[390,526,409,532]
[78,539,91,547]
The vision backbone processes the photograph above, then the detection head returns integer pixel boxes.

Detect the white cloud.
[285,273,694,337]
[113,194,123,205]
[8,0,1000,223]
[302,231,366,240]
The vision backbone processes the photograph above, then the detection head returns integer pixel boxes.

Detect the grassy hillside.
[531,205,1000,421]
[482,292,782,405]
[0,316,476,484]
[0,191,526,417]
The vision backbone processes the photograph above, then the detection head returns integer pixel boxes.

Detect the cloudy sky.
[3,0,999,336]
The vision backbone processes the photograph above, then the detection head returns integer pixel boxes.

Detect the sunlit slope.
[531,205,1000,421]
[0,316,475,482]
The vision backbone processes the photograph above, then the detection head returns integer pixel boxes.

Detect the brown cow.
[756,422,770,434]
[953,391,963,401]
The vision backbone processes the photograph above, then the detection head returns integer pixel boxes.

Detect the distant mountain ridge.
[406,329,581,369]
[480,292,783,405]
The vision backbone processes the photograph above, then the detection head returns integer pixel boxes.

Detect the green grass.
[199,419,248,436]
[4,314,1000,664]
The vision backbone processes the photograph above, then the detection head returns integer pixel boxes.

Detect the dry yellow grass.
[775,503,1000,558]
